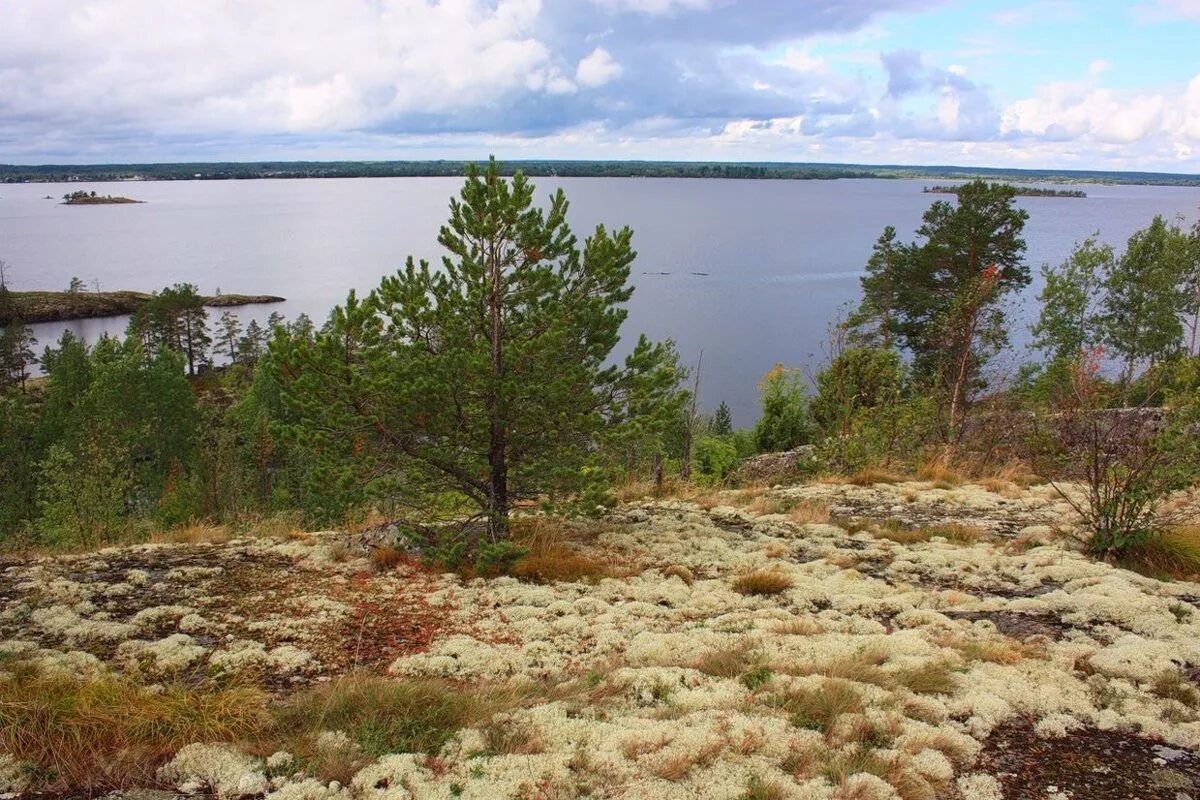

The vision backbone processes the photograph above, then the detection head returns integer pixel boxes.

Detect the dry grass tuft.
[369,545,406,573]
[477,716,545,756]
[943,635,1034,665]
[510,517,627,584]
[790,646,892,687]
[0,667,268,794]
[916,458,963,487]
[150,520,231,545]
[660,564,695,585]
[1150,669,1200,708]
[1120,526,1200,580]
[766,679,863,734]
[731,569,795,596]
[846,469,904,486]
[978,477,1023,498]
[739,775,788,800]
[789,500,832,525]
[772,615,825,636]
[891,661,958,695]
[243,512,305,540]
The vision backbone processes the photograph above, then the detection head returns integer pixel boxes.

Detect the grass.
[1120,526,1200,580]
[870,520,984,545]
[846,469,904,486]
[660,564,695,585]
[771,615,825,635]
[731,569,795,596]
[789,500,832,525]
[890,661,958,695]
[739,775,787,800]
[1150,669,1200,708]
[787,646,892,687]
[369,545,406,573]
[766,679,863,733]
[0,667,269,794]
[509,517,628,584]
[149,520,232,545]
[270,673,518,766]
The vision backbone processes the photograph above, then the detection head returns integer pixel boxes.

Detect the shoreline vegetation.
[60,190,143,205]
[2,158,1199,186]
[0,290,285,325]
[923,183,1087,198]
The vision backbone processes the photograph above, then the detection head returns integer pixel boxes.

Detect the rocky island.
[61,190,143,205]
[0,289,285,325]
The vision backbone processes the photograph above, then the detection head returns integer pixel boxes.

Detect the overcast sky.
[3,0,1200,170]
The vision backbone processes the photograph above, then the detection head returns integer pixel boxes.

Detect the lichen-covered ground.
[2,479,1199,799]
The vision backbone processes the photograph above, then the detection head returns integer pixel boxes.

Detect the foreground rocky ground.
[1,479,1198,799]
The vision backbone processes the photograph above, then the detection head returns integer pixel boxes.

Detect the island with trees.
[61,190,144,205]
[0,283,284,325]
[923,183,1086,198]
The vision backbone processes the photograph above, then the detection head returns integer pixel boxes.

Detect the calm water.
[3,177,1199,422]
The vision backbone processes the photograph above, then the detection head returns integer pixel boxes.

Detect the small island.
[0,289,285,325]
[61,190,143,205]
[923,184,1086,198]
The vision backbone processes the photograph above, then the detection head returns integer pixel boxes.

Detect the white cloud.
[1133,0,1200,22]
[575,47,623,87]
[587,0,711,15]
[0,0,571,135]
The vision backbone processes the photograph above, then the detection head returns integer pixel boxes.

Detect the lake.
[3,177,1199,423]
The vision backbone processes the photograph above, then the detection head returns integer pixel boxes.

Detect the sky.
[2,0,1200,171]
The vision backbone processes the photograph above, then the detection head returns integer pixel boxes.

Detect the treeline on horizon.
[2,159,1199,186]
[2,161,1199,578]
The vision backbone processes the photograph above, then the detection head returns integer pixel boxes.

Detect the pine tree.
[273,159,684,538]
[848,226,905,348]
[0,319,38,390]
[859,181,1029,438]
[237,320,267,364]
[218,311,242,363]
[711,400,733,436]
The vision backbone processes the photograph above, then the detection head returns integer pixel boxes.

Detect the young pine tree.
[711,400,733,436]
[273,159,684,539]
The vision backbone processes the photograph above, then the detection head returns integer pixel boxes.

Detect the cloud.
[576,47,623,87]
[1000,69,1200,146]
[1133,0,1200,22]
[0,0,1197,170]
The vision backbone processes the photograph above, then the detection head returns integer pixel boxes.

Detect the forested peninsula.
[0,289,284,325]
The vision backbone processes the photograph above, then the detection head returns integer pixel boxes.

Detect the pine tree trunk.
[487,239,509,541]
[653,452,664,496]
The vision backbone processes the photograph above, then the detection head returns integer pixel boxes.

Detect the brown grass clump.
[150,520,232,545]
[477,716,546,756]
[767,679,863,733]
[978,478,1023,498]
[369,545,406,573]
[790,646,891,687]
[944,635,1032,665]
[1120,526,1200,580]
[772,615,825,636]
[846,469,904,486]
[739,775,788,800]
[891,661,958,695]
[732,569,795,596]
[243,512,305,540]
[0,668,268,794]
[746,495,794,516]
[916,458,963,487]
[1150,669,1200,708]
[509,517,626,584]
[661,564,695,585]
[622,733,670,760]
[790,500,832,525]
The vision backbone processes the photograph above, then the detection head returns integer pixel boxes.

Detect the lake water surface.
[3,177,1199,422]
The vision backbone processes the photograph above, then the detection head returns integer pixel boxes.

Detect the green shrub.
[753,365,813,453]
[693,435,739,482]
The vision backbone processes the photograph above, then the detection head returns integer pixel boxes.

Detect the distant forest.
[3,159,1200,186]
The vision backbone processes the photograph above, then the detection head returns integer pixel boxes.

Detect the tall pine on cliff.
[272,159,684,538]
